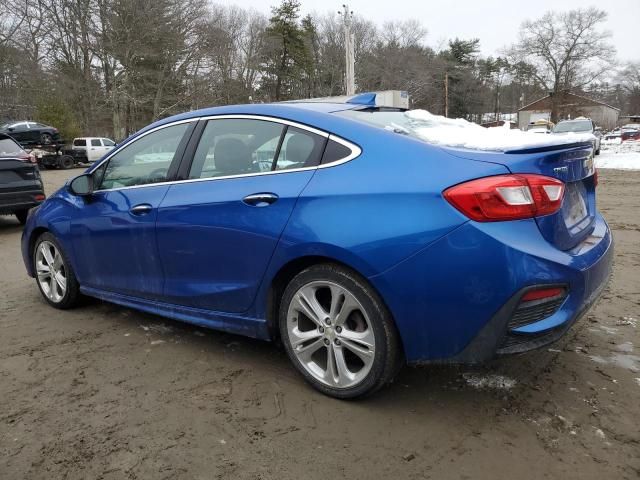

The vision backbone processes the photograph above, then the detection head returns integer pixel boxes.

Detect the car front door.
[156,117,327,313]
[88,138,104,162]
[69,121,195,299]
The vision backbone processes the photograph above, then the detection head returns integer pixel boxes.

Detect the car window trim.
[94,119,197,192]
[91,115,361,193]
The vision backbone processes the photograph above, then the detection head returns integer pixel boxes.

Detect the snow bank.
[405,110,594,151]
[596,141,640,170]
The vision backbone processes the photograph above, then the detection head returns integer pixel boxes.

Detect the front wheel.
[33,232,81,309]
[279,264,403,399]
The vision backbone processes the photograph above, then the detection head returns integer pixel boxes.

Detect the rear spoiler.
[503,141,593,155]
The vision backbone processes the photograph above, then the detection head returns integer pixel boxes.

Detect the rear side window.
[274,127,326,171]
[321,139,353,165]
[189,119,285,179]
[0,138,24,156]
[91,139,101,147]
[73,139,86,146]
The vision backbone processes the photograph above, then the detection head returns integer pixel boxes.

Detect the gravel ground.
[1,167,638,479]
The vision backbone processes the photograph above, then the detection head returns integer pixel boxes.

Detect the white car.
[72,137,116,162]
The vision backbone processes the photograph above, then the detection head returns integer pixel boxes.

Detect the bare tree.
[510,7,616,121]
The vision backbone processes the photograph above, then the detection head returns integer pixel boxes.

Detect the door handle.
[130,204,153,215]
[243,193,279,207]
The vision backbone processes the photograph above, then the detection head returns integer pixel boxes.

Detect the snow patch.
[405,110,594,151]
[462,373,516,390]
[596,141,640,170]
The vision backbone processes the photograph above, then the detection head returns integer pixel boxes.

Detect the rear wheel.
[59,155,74,169]
[40,132,53,145]
[15,209,28,225]
[279,264,402,399]
[33,233,81,309]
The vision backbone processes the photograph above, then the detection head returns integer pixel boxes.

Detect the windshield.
[553,120,592,133]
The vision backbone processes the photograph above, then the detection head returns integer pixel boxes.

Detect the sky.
[216,0,639,62]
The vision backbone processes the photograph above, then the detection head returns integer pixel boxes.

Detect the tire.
[40,132,53,145]
[279,263,403,399]
[15,209,29,225]
[33,232,81,309]
[59,155,74,169]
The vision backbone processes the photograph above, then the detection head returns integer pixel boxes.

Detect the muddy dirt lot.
[1,168,638,479]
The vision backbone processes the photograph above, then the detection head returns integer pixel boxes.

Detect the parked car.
[527,119,554,134]
[552,118,602,154]
[621,124,640,142]
[72,137,116,162]
[604,128,621,141]
[0,121,61,146]
[20,95,612,398]
[0,133,45,224]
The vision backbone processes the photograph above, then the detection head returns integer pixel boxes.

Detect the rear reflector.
[443,174,565,221]
[34,194,45,201]
[521,287,565,302]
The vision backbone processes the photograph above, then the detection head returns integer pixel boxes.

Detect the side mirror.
[69,173,94,196]
[8,127,14,132]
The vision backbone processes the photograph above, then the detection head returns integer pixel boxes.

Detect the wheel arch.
[28,226,50,269]
[264,255,400,349]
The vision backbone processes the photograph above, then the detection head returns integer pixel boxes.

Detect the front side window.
[102,138,115,146]
[189,119,285,179]
[99,123,190,190]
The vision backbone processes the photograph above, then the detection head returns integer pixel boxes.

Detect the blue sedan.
[21,94,613,398]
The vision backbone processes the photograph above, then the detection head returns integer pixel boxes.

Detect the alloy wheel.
[35,241,67,303]
[286,281,376,389]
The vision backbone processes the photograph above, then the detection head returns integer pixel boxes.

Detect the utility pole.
[444,71,449,118]
[340,4,355,96]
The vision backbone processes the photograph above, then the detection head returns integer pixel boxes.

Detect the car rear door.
[69,121,196,299]
[156,116,327,313]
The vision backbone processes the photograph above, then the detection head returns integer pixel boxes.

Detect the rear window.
[0,137,25,157]
[73,139,87,146]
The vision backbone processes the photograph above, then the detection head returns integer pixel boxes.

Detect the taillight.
[443,174,565,222]
[18,153,37,164]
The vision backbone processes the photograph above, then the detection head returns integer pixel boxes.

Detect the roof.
[518,92,620,112]
[284,90,409,110]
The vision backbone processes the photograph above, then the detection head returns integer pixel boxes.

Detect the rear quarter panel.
[257,123,510,317]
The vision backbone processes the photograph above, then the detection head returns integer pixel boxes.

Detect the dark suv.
[0,134,45,224]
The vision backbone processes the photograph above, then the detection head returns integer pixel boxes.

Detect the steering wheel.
[147,168,167,181]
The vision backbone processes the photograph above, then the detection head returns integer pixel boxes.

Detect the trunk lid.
[444,141,596,251]
[0,157,41,191]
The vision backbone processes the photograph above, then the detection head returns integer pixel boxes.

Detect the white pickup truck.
[72,137,116,162]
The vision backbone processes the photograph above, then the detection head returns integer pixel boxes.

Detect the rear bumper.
[0,188,45,214]
[369,213,613,364]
